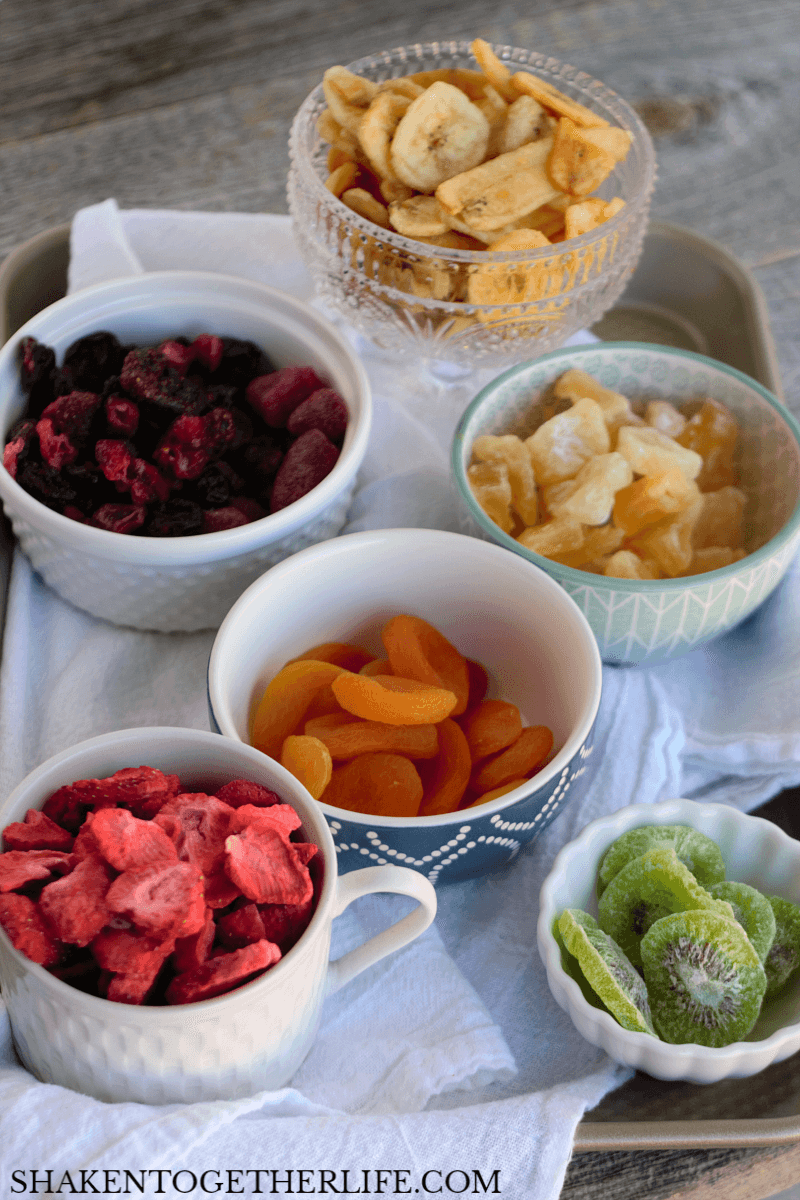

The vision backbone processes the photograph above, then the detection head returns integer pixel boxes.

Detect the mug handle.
[325,865,437,995]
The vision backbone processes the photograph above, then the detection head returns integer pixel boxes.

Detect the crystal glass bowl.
[288,41,656,371]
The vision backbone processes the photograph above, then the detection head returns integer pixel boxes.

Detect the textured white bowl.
[0,272,371,631]
[0,727,436,1104]
[208,528,602,884]
[538,798,800,1083]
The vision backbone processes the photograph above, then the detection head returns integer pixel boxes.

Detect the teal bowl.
[452,343,800,665]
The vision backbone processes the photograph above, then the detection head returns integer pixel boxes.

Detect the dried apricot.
[460,700,522,761]
[382,614,470,715]
[280,735,333,800]
[288,642,373,672]
[251,660,347,758]
[472,725,554,793]
[466,778,529,807]
[331,672,457,726]
[323,753,423,817]
[418,719,472,816]
[305,712,439,760]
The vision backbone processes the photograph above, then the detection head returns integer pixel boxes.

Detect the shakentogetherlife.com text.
[7,1168,503,1196]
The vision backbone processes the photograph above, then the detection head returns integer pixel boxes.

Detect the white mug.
[0,727,437,1104]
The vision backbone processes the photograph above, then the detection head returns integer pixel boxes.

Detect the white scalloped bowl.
[0,272,371,631]
[538,798,800,1083]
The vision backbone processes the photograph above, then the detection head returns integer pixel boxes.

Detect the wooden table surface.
[2,1,800,1197]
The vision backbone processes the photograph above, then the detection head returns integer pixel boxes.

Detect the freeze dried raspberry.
[270,429,339,513]
[166,939,280,1005]
[90,808,178,872]
[216,902,267,950]
[159,340,195,375]
[173,907,215,972]
[217,338,275,388]
[96,439,134,483]
[153,415,210,480]
[63,332,126,393]
[2,809,74,852]
[106,396,139,437]
[36,419,78,469]
[90,503,146,534]
[19,337,56,397]
[3,419,37,479]
[232,803,303,841]
[145,498,204,537]
[0,893,62,966]
[41,390,102,443]
[155,793,238,876]
[191,334,224,373]
[0,849,72,892]
[215,780,282,810]
[202,507,250,533]
[258,896,314,952]
[120,347,182,405]
[246,366,326,428]
[224,824,314,906]
[286,389,348,442]
[107,861,206,940]
[39,854,115,947]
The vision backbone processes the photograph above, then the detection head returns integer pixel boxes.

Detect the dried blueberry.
[216,338,275,388]
[145,498,204,537]
[63,332,126,393]
[17,462,79,512]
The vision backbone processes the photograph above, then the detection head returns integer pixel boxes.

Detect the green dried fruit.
[709,881,776,965]
[557,908,655,1035]
[597,824,725,897]
[764,896,800,997]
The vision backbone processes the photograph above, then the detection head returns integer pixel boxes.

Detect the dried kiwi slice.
[557,909,655,1035]
[764,896,800,997]
[552,916,610,1014]
[641,909,766,1046]
[597,825,726,897]
[709,881,776,965]
[597,845,734,969]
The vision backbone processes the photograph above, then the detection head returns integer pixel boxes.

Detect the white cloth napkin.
[0,198,798,1200]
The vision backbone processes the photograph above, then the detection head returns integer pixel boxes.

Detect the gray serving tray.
[0,219,795,1151]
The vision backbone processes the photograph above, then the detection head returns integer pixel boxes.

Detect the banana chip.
[470,38,517,102]
[510,71,609,129]
[359,92,412,181]
[375,77,425,101]
[390,82,490,192]
[499,94,555,154]
[436,137,559,231]
[341,188,391,229]
[564,196,624,238]
[467,229,552,307]
[326,161,360,197]
[323,67,379,136]
[388,194,451,238]
[547,118,616,196]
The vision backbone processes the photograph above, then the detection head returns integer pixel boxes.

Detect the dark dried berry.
[270,429,339,513]
[286,388,348,442]
[19,338,56,397]
[120,348,183,405]
[145,498,204,537]
[63,462,116,510]
[191,334,224,373]
[190,463,234,508]
[202,506,251,533]
[90,503,147,534]
[17,462,79,511]
[233,434,284,483]
[3,419,38,479]
[216,338,275,388]
[106,397,139,437]
[246,366,326,428]
[63,332,126,393]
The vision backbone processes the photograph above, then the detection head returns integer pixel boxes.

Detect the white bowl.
[0,272,371,631]
[208,528,602,884]
[538,798,800,1083]
[0,727,436,1104]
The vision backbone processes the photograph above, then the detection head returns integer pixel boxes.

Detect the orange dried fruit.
[280,736,333,800]
[359,657,392,677]
[418,719,473,816]
[460,699,523,761]
[466,778,529,807]
[323,753,423,817]
[472,725,554,793]
[305,712,439,760]
[288,642,374,672]
[331,672,457,726]
[382,614,470,715]
[251,660,348,759]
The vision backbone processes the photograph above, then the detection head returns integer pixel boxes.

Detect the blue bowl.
[207,528,602,885]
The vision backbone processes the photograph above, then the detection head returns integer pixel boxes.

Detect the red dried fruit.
[286,389,348,442]
[166,940,281,1005]
[258,896,314,952]
[246,366,326,428]
[62,505,87,523]
[202,506,250,533]
[216,902,267,950]
[215,780,283,809]
[203,408,238,456]
[228,496,267,522]
[106,861,206,940]
[2,809,74,852]
[96,439,134,484]
[191,334,224,372]
[90,503,147,534]
[90,808,178,872]
[106,396,139,437]
[224,824,314,906]
[128,458,171,505]
[154,415,212,481]
[120,347,181,404]
[39,854,115,947]
[173,907,215,972]
[155,792,238,876]
[3,419,37,479]
[36,418,78,469]
[231,803,303,841]
[270,429,339,513]
[40,391,102,442]
[159,340,195,375]
[19,337,56,397]
[92,926,174,975]
[0,893,62,966]
[0,849,72,892]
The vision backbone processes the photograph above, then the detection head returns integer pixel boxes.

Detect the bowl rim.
[0,270,372,565]
[207,526,603,828]
[452,341,800,590]
[288,39,656,274]
[0,725,339,1018]
[538,797,800,1062]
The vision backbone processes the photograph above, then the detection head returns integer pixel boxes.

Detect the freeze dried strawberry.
[173,907,215,972]
[292,842,319,867]
[2,809,74,852]
[258,896,314,952]
[270,429,339,513]
[232,803,302,840]
[203,871,241,910]
[90,808,178,872]
[90,503,146,534]
[191,334,224,372]
[106,396,139,437]
[106,970,162,1005]
[71,817,102,861]
[155,793,238,876]
[0,893,62,966]
[159,340,195,375]
[216,902,266,950]
[43,766,180,831]
[39,854,114,947]
[202,507,250,533]
[246,366,326,428]
[166,939,280,1005]
[215,780,282,809]
[106,861,206,940]
[96,439,134,483]
[0,849,72,892]
[3,419,37,479]
[92,925,174,975]
[35,418,78,469]
[286,389,348,442]
[224,825,314,906]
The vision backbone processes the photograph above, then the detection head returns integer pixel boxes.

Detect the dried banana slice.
[359,92,412,181]
[467,229,552,308]
[390,82,490,192]
[388,194,451,238]
[564,196,625,238]
[326,161,360,197]
[317,107,366,163]
[436,136,559,232]
[341,188,391,229]
[375,76,426,101]
[323,66,379,136]
[547,118,617,197]
[511,71,610,129]
[498,94,555,154]
[474,84,509,158]
[379,178,416,204]
[471,38,517,102]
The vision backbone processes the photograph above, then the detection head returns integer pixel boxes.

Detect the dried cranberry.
[63,332,126,393]
[106,396,139,437]
[96,439,134,484]
[191,334,224,373]
[270,429,340,512]
[35,420,79,469]
[202,506,251,533]
[3,419,38,479]
[90,503,147,534]
[129,459,171,505]
[145,498,204,537]
[216,338,275,388]
[246,366,326,428]
[286,388,349,442]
